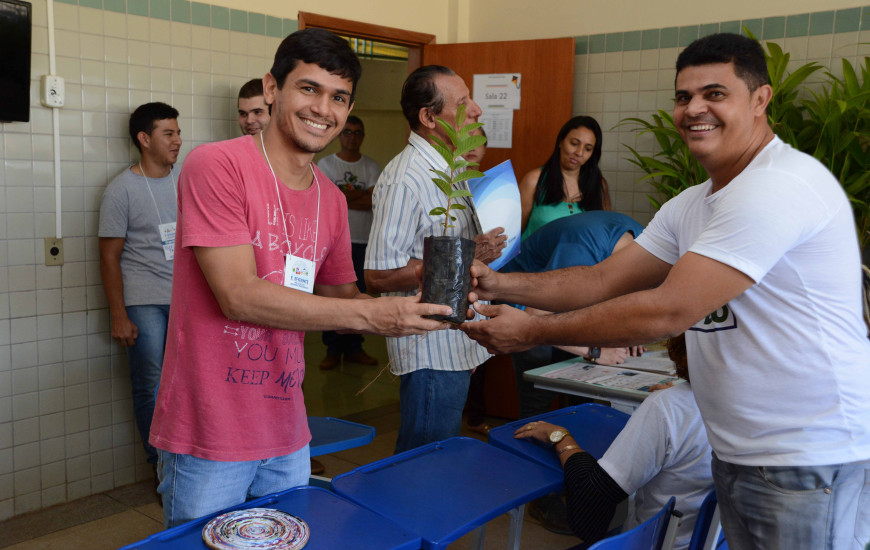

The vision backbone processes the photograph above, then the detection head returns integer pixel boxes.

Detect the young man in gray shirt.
[98,102,181,467]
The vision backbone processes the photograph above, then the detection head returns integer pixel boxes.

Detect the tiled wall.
[0,0,295,520]
[3,0,870,521]
[571,6,870,224]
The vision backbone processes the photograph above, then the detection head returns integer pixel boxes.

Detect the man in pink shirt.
[149,28,450,528]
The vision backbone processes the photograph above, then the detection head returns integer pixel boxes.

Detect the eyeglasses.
[341,130,364,137]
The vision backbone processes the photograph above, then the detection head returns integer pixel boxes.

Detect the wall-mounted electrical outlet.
[40,75,65,108]
[45,238,64,266]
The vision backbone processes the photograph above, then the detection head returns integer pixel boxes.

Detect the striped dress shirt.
[365,131,491,375]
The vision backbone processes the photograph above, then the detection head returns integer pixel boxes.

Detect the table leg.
[470,524,486,550]
[506,504,525,550]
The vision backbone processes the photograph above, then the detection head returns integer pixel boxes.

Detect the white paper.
[542,363,680,392]
[473,73,522,110]
[478,110,513,149]
[467,160,521,271]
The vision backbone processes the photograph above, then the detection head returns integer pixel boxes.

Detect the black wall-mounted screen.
[0,0,32,123]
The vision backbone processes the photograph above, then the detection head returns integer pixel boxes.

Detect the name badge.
[158,222,176,261]
[283,254,315,294]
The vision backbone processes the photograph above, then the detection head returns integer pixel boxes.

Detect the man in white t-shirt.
[316,116,381,370]
[462,33,870,549]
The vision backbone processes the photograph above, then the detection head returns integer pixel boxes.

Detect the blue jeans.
[321,243,367,355]
[395,368,473,454]
[125,304,169,465]
[157,445,311,528]
[712,453,870,550]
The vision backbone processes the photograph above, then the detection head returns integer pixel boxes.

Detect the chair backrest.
[587,497,676,550]
[688,489,724,550]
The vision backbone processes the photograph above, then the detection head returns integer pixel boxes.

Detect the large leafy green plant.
[620,35,870,248]
[427,104,486,236]
[619,111,707,210]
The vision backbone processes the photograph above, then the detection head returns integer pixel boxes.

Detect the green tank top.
[522,201,584,240]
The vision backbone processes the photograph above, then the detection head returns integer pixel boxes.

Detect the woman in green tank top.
[519,116,611,240]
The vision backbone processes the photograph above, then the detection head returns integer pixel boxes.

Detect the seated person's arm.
[515,421,628,543]
[518,168,541,232]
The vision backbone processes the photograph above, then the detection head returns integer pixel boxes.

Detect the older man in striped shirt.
[365,65,507,453]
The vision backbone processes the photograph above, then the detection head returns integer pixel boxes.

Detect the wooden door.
[423,38,575,179]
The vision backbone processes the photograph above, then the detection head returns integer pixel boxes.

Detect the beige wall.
[207,0,452,42]
[467,0,868,41]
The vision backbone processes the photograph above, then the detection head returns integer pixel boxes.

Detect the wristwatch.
[587,347,601,359]
[549,429,569,445]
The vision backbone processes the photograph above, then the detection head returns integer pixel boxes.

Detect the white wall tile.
[12,393,39,421]
[39,415,65,442]
[8,267,36,293]
[0,447,10,473]
[40,460,65,488]
[41,485,66,508]
[13,466,40,495]
[39,437,65,466]
[10,317,36,344]
[64,383,88,410]
[66,454,89,481]
[62,312,87,337]
[103,11,127,39]
[11,342,37,369]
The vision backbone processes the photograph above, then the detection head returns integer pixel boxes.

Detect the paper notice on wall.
[478,109,513,149]
[473,73,522,110]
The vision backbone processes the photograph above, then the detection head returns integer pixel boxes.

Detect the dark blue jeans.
[322,242,367,355]
[395,368,473,454]
[125,304,169,465]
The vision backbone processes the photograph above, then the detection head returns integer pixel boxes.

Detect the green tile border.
[191,2,209,26]
[659,27,678,48]
[104,0,125,13]
[810,11,835,35]
[785,13,810,38]
[171,0,190,23]
[266,15,283,38]
[230,9,247,32]
[835,8,861,33]
[211,5,228,30]
[150,0,170,20]
[623,31,641,52]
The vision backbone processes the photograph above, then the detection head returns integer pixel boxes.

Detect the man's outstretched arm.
[194,244,450,337]
[462,251,754,354]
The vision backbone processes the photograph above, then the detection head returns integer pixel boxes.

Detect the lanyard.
[138,162,177,225]
[259,132,320,262]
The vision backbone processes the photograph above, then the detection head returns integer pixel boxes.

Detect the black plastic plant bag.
[420,236,477,324]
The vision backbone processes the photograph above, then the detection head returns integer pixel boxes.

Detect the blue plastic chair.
[586,496,678,550]
[688,489,728,550]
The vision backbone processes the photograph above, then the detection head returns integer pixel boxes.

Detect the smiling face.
[558,126,596,172]
[139,118,181,168]
[263,61,354,155]
[673,62,772,186]
[237,95,270,135]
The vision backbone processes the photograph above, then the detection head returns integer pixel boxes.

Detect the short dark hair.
[238,78,264,100]
[400,65,455,131]
[345,115,364,130]
[129,102,179,153]
[676,33,770,92]
[270,28,362,101]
